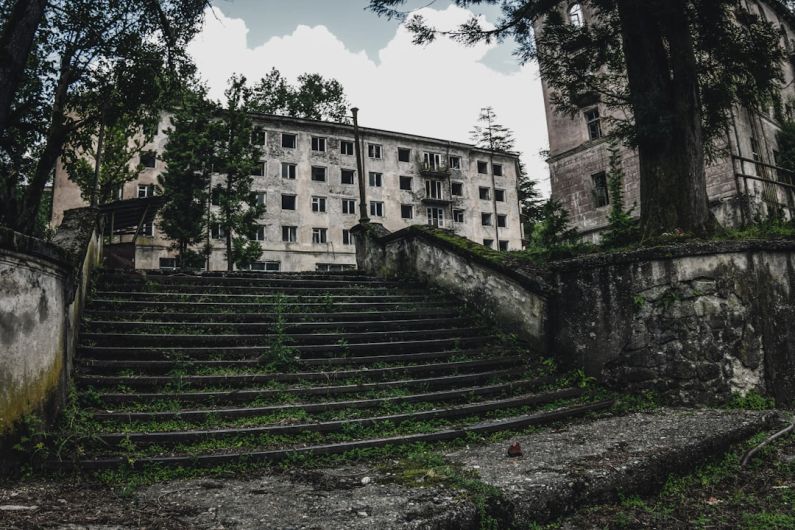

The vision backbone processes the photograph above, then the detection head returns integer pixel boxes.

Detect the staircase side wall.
[550,241,795,405]
[0,208,102,455]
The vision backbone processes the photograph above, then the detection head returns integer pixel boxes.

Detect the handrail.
[732,155,795,177]
[735,173,795,191]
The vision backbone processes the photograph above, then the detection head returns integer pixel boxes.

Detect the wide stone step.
[90,368,526,406]
[99,271,382,284]
[77,349,493,373]
[95,283,422,296]
[82,308,462,324]
[95,388,584,446]
[86,299,453,313]
[82,317,475,335]
[78,336,497,360]
[81,327,490,347]
[77,356,521,386]
[90,377,551,424]
[66,401,614,470]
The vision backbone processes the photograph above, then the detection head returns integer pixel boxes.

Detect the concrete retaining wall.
[0,208,102,443]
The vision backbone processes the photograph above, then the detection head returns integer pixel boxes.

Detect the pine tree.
[158,86,218,270]
[215,75,266,271]
[517,159,545,240]
[601,142,639,248]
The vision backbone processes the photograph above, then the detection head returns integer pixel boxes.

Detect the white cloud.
[188,5,550,194]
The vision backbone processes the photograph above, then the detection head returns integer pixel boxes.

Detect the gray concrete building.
[52,113,523,271]
[538,1,795,241]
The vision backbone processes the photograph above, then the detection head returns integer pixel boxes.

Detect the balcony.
[418,161,451,178]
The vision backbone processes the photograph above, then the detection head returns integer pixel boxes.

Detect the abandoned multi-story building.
[538,1,795,241]
[51,113,523,271]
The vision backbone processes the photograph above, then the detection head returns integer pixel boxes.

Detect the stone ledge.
[550,237,795,273]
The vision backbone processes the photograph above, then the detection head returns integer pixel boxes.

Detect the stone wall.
[550,240,795,405]
[0,208,102,447]
[352,224,549,350]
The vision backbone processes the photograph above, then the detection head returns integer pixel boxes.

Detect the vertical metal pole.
[352,107,370,223]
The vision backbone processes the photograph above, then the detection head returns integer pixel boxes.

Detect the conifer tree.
[601,142,639,247]
[158,86,218,270]
[215,75,265,271]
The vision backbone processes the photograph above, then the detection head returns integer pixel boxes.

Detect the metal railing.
[732,155,795,218]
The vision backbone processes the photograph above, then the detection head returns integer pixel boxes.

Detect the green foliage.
[470,106,514,153]
[215,75,266,270]
[250,67,351,122]
[527,198,580,253]
[601,143,639,248]
[159,84,218,270]
[726,391,775,411]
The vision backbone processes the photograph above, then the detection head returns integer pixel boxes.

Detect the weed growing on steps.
[258,294,300,372]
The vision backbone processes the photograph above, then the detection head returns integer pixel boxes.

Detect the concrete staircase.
[67,270,612,469]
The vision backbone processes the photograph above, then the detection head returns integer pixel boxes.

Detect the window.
[481,213,493,226]
[427,207,445,227]
[282,133,297,148]
[751,136,761,162]
[137,184,151,198]
[211,223,226,240]
[143,120,159,138]
[251,127,265,145]
[282,225,297,242]
[592,171,609,208]
[568,3,584,27]
[425,179,443,199]
[311,136,326,152]
[477,161,488,174]
[449,156,461,169]
[140,151,156,168]
[479,187,491,200]
[312,227,328,244]
[368,143,382,159]
[483,239,494,248]
[211,186,222,206]
[140,223,154,239]
[251,163,265,177]
[401,204,413,219]
[281,162,296,179]
[369,172,382,187]
[499,240,509,251]
[495,189,505,202]
[341,140,354,156]
[342,229,353,245]
[311,196,327,213]
[341,169,355,185]
[281,194,296,210]
[311,166,327,182]
[370,201,384,217]
[317,263,355,272]
[497,214,507,228]
[244,261,281,272]
[453,209,465,223]
[584,108,602,140]
[342,198,356,215]
[423,152,442,170]
[451,182,463,196]
[398,148,411,162]
[159,257,177,270]
[399,175,413,191]
[251,225,266,241]
[493,164,503,177]
[251,191,266,207]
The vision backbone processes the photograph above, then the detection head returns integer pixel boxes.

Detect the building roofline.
[246,111,521,160]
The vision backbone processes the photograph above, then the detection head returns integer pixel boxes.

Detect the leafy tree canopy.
[250,67,351,123]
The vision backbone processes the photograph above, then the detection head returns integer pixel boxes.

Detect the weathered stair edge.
[56,400,614,470]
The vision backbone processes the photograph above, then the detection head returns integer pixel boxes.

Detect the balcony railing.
[418,161,451,178]
[732,155,795,218]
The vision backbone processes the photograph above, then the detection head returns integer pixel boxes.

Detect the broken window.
[282,133,297,148]
[479,187,491,200]
[211,223,226,240]
[398,148,411,162]
[427,207,444,227]
[341,140,354,155]
[341,169,355,185]
[312,228,327,244]
[426,180,443,199]
[311,196,327,213]
[477,161,488,174]
[400,175,413,191]
[584,108,602,140]
[342,229,353,245]
[311,136,326,152]
[499,240,509,251]
[159,257,177,270]
[281,194,296,210]
[250,225,266,241]
[251,127,266,145]
[483,239,494,248]
[244,261,280,272]
[453,209,465,223]
[497,214,507,228]
[423,152,442,170]
[342,199,356,215]
[592,171,609,208]
[137,184,150,198]
[250,191,266,207]
[568,4,584,27]
[451,182,463,196]
[370,201,384,217]
[368,143,382,159]
[449,156,461,169]
[401,204,413,219]
[495,189,506,202]
[251,163,265,177]
[369,172,382,187]
[481,213,493,226]
[493,164,503,177]
[282,226,297,242]
[311,166,327,182]
[281,163,296,179]
[140,151,157,168]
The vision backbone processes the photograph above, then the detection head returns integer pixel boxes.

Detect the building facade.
[538,1,795,241]
[52,114,523,272]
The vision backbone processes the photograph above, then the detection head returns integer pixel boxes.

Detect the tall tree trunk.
[17,51,73,233]
[617,0,711,238]
[0,0,47,138]
[225,176,233,272]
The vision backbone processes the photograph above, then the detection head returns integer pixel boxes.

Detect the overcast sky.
[190,1,551,194]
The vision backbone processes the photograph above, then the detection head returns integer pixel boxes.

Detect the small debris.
[357,511,369,517]
[361,476,371,485]
[507,442,523,458]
